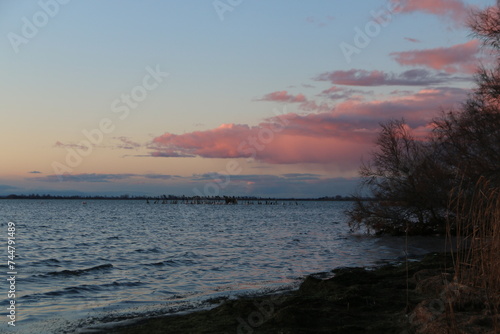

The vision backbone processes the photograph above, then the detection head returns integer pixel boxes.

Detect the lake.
[0,200,449,333]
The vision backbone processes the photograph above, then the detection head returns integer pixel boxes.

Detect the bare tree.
[434,3,500,189]
[347,3,499,235]
[347,120,449,235]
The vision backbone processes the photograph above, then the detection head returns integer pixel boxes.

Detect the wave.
[134,247,161,253]
[20,281,143,300]
[145,259,197,267]
[37,263,113,278]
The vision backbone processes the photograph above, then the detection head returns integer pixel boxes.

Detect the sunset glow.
[0,0,494,197]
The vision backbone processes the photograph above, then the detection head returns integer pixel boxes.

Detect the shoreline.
[93,252,496,334]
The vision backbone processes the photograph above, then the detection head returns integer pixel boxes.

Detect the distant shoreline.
[0,194,362,201]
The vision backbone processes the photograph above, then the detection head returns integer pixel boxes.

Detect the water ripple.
[0,199,449,334]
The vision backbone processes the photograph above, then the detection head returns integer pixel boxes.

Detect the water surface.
[0,200,448,333]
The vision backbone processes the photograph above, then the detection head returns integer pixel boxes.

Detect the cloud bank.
[150,87,468,169]
[391,40,481,74]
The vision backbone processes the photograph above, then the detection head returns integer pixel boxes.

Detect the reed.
[447,176,500,330]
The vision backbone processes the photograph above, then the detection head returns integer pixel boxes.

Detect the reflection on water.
[0,200,449,333]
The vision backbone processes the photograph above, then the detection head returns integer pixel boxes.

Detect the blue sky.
[0,0,495,197]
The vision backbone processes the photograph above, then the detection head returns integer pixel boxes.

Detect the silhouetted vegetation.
[346,120,451,235]
[347,3,499,237]
[347,4,499,330]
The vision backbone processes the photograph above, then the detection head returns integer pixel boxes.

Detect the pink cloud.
[151,87,468,168]
[404,37,421,43]
[258,91,307,103]
[54,141,90,150]
[257,91,333,112]
[151,116,372,168]
[390,0,472,26]
[391,40,481,74]
[320,86,344,94]
[331,87,468,127]
[318,86,372,101]
[256,135,368,166]
[114,136,142,150]
[153,123,255,159]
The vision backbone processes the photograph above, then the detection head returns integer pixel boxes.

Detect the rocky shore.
[104,253,497,334]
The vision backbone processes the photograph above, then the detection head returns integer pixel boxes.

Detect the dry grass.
[447,177,500,330]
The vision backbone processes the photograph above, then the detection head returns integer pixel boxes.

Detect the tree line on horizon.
[0,193,357,201]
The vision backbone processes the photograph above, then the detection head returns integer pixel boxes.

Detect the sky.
[0,0,495,197]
